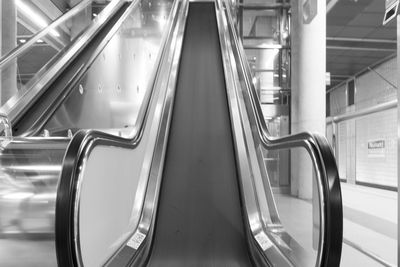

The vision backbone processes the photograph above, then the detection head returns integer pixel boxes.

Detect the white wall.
[328,57,397,188]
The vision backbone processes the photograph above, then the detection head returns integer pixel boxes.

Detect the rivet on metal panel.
[133,53,136,60]
[98,84,102,93]
[137,85,139,93]
[149,53,152,59]
[79,84,84,94]
[117,85,121,93]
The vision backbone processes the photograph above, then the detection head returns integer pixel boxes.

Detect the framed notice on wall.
[367,139,385,158]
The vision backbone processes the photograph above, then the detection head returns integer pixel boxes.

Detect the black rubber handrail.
[54,0,182,264]
[222,1,343,266]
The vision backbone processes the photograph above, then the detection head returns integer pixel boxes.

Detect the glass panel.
[242,9,279,41]
[262,145,321,266]
[0,0,112,105]
[41,0,174,137]
[261,120,289,187]
[239,2,291,190]
[245,48,280,91]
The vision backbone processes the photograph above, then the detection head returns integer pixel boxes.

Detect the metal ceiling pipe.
[327,37,397,44]
[327,45,396,52]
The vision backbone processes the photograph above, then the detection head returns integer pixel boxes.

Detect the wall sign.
[367,139,385,158]
[302,0,317,24]
[383,0,399,25]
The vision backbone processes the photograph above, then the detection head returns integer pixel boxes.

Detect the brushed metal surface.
[0,138,69,266]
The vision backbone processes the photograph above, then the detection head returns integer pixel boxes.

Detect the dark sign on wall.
[368,140,385,149]
[368,139,385,158]
[383,0,399,25]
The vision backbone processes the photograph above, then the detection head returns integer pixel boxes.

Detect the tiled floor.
[274,182,397,266]
[0,239,56,266]
[0,183,396,266]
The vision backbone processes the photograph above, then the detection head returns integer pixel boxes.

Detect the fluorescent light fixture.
[19,39,26,43]
[15,0,60,37]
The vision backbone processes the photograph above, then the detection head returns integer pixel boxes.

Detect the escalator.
[147,3,253,265]
[0,0,342,266]
[106,1,342,266]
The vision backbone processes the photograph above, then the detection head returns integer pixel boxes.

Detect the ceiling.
[326,0,397,88]
[10,0,399,89]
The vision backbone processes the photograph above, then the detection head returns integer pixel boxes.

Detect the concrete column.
[290,1,326,199]
[0,1,17,105]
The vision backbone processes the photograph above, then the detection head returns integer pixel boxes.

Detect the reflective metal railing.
[1,0,99,70]
[216,0,343,266]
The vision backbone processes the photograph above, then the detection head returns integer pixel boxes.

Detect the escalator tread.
[146,3,253,266]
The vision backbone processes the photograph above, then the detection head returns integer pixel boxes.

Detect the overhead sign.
[303,0,317,24]
[383,0,399,25]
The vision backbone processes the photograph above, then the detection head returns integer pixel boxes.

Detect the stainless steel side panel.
[0,138,69,266]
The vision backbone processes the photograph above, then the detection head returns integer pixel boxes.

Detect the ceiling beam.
[238,3,290,10]
[326,37,396,44]
[34,0,62,20]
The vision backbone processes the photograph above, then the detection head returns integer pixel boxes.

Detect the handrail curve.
[54,0,183,265]
[222,1,343,266]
